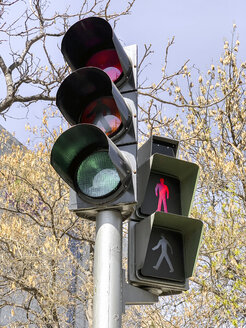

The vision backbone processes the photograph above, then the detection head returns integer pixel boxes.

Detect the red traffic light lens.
[80,96,122,138]
[86,49,123,83]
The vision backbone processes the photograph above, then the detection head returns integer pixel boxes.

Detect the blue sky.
[117,0,246,74]
[1,0,246,144]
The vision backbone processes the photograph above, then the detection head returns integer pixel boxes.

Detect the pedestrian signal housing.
[128,136,203,294]
[128,212,203,295]
[136,136,199,218]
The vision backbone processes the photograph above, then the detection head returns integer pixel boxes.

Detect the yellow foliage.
[136,31,246,327]
[0,129,95,326]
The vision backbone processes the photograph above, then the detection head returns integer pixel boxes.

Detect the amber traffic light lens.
[80,96,122,138]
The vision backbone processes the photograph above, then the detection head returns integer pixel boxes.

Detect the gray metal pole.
[93,210,122,328]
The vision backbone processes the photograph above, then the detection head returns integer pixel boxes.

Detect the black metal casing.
[51,16,138,220]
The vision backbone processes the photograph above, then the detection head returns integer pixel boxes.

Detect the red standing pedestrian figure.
[155,178,169,213]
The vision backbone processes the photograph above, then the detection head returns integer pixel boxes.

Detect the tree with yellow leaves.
[125,27,245,328]
[0,127,95,327]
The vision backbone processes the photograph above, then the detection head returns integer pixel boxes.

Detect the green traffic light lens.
[76,151,121,198]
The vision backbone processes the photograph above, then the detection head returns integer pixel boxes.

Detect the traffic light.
[128,136,203,295]
[60,17,136,93]
[50,17,138,220]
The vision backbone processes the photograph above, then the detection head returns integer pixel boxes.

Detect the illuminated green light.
[76,151,120,198]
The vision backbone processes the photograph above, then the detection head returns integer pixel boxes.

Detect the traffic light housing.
[55,67,137,146]
[128,136,204,295]
[51,17,138,220]
[60,17,136,93]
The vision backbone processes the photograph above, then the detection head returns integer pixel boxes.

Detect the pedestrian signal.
[128,212,203,295]
[141,227,184,282]
[128,136,203,295]
[136,136,199,218]
[155,178,170,213]
[141,174,181,216]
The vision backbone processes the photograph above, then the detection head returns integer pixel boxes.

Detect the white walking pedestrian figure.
[152,234,174,272]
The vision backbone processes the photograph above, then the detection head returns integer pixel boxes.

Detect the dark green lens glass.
[76,151,121,198]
